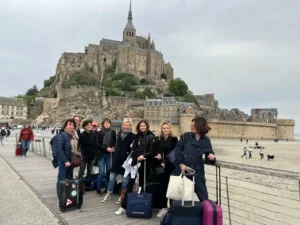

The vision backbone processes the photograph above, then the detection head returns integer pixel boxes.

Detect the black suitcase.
[59,179,83,212]
[171,173,203,225]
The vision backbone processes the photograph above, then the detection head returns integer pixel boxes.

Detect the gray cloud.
[0,0,299,132]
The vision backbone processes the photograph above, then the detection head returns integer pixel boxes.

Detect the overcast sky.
[0,0,299,133]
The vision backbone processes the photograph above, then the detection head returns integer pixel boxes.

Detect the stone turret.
[123,0,138,47]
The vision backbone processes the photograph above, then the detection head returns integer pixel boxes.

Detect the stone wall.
[276,119,295,140]
[127,116,294,140]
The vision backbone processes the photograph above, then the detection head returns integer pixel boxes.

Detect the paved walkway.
[0,136,161,225]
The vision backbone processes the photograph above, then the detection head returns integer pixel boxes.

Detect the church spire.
[124,0,135,31]
[128,0,133,21]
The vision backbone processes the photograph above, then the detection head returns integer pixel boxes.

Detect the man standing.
[18,125,34,158]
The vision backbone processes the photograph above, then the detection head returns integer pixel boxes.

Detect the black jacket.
[78,131,99,161]
[94,131,105,160]
[111,131,135,175]
[131,130,155,166]
[99,129,117,154]
[156,136,178,166]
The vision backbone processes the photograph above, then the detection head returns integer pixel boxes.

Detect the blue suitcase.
[170,173,203,225]
[126,158,152,218]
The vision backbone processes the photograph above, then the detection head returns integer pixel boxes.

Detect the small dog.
[267,155,275,160]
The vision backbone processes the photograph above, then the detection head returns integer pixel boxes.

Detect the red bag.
[15,148,22,156]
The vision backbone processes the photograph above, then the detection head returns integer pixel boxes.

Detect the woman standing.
[97,119,116,196]
[18,124,34,158]
[101,120,135,203]
[78,120,99,178]
[115,120,156,215]
[56,119,77,198]
[155,122,178,218]
[171,117,215,202]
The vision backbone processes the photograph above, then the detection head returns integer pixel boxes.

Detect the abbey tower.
[54,1,174,84]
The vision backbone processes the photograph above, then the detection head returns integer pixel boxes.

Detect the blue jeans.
[56,161,73,198]
[21,140,31,156]
[107,173,129,193]
[97,154,110,190]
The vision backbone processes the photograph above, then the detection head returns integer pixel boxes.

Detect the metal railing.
[17,134,300,225]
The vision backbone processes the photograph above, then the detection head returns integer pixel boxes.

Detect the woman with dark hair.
[171,116,215,202]
[97,118,117,196]
[155,122,178,217]
[78,119,99,178]
[56,119,77,198]
[115,119,156,215]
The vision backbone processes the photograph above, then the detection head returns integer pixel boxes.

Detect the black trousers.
[121,163,146,209]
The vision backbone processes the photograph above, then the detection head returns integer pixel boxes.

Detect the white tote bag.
[166,167,200,201]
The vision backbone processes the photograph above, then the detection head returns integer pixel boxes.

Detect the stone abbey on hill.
[54,1,173,85]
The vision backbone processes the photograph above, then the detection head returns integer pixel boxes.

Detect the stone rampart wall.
[127,116,294,140]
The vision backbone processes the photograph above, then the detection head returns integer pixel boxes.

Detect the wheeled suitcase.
[15,143,22,156]
[171,172,203,225]
[126,158,152,218]
[203,164,223,225]
[59,179,83,212]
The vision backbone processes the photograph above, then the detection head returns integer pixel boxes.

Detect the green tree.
[44,76,55,88]
[26,85,38,96]
[160,73,167,80]
[140,78,148,84]
[183,93,196,103]
[143,87,156,98]
[169,78,188,96]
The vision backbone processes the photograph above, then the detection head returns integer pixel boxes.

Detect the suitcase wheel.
[76,205,81,209]
[60,208,66,213]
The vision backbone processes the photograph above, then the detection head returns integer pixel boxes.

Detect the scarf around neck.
[103,127,112,146]
[121,128,131,141]
[64,129,78,153]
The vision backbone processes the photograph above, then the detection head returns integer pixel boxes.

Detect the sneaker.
[115,207,126,215]
[97,190,102,196]
[22,156,25,158]
[101,194,111,203]
[157,209,168,218]
[116,196,121,204]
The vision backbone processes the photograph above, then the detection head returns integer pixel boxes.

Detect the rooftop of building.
[0,97,26,107]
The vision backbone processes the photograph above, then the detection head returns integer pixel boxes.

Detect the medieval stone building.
[55,1,174,84]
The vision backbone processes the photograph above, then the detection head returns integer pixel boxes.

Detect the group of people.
[55,116,216,217]
[241,146,265,160]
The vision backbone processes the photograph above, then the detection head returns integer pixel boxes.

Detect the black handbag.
[156,151,165,175]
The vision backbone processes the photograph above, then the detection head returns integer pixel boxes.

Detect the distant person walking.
[18,125,34,158]
[6,129,11,140]
[260,149,264,160]
[0,127,7,145]
[246,139,248,144]
[240,138,243,143]
[241,147,248,158]
[248,147,252,159]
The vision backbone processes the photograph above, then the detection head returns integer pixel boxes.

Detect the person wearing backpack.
[0,127,7,145]
[18,125,34,157]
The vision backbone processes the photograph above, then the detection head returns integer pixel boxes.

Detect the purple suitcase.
[203,164,223,225]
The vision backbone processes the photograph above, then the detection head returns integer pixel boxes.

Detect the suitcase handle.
[215,164,221,205]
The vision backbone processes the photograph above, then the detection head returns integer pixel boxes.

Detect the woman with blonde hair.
[101,120,135,203]
[155,121,178,217]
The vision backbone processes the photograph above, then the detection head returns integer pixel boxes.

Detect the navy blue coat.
[110,131,135,175]
[172,132,214,176]
[57,132,73,163]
